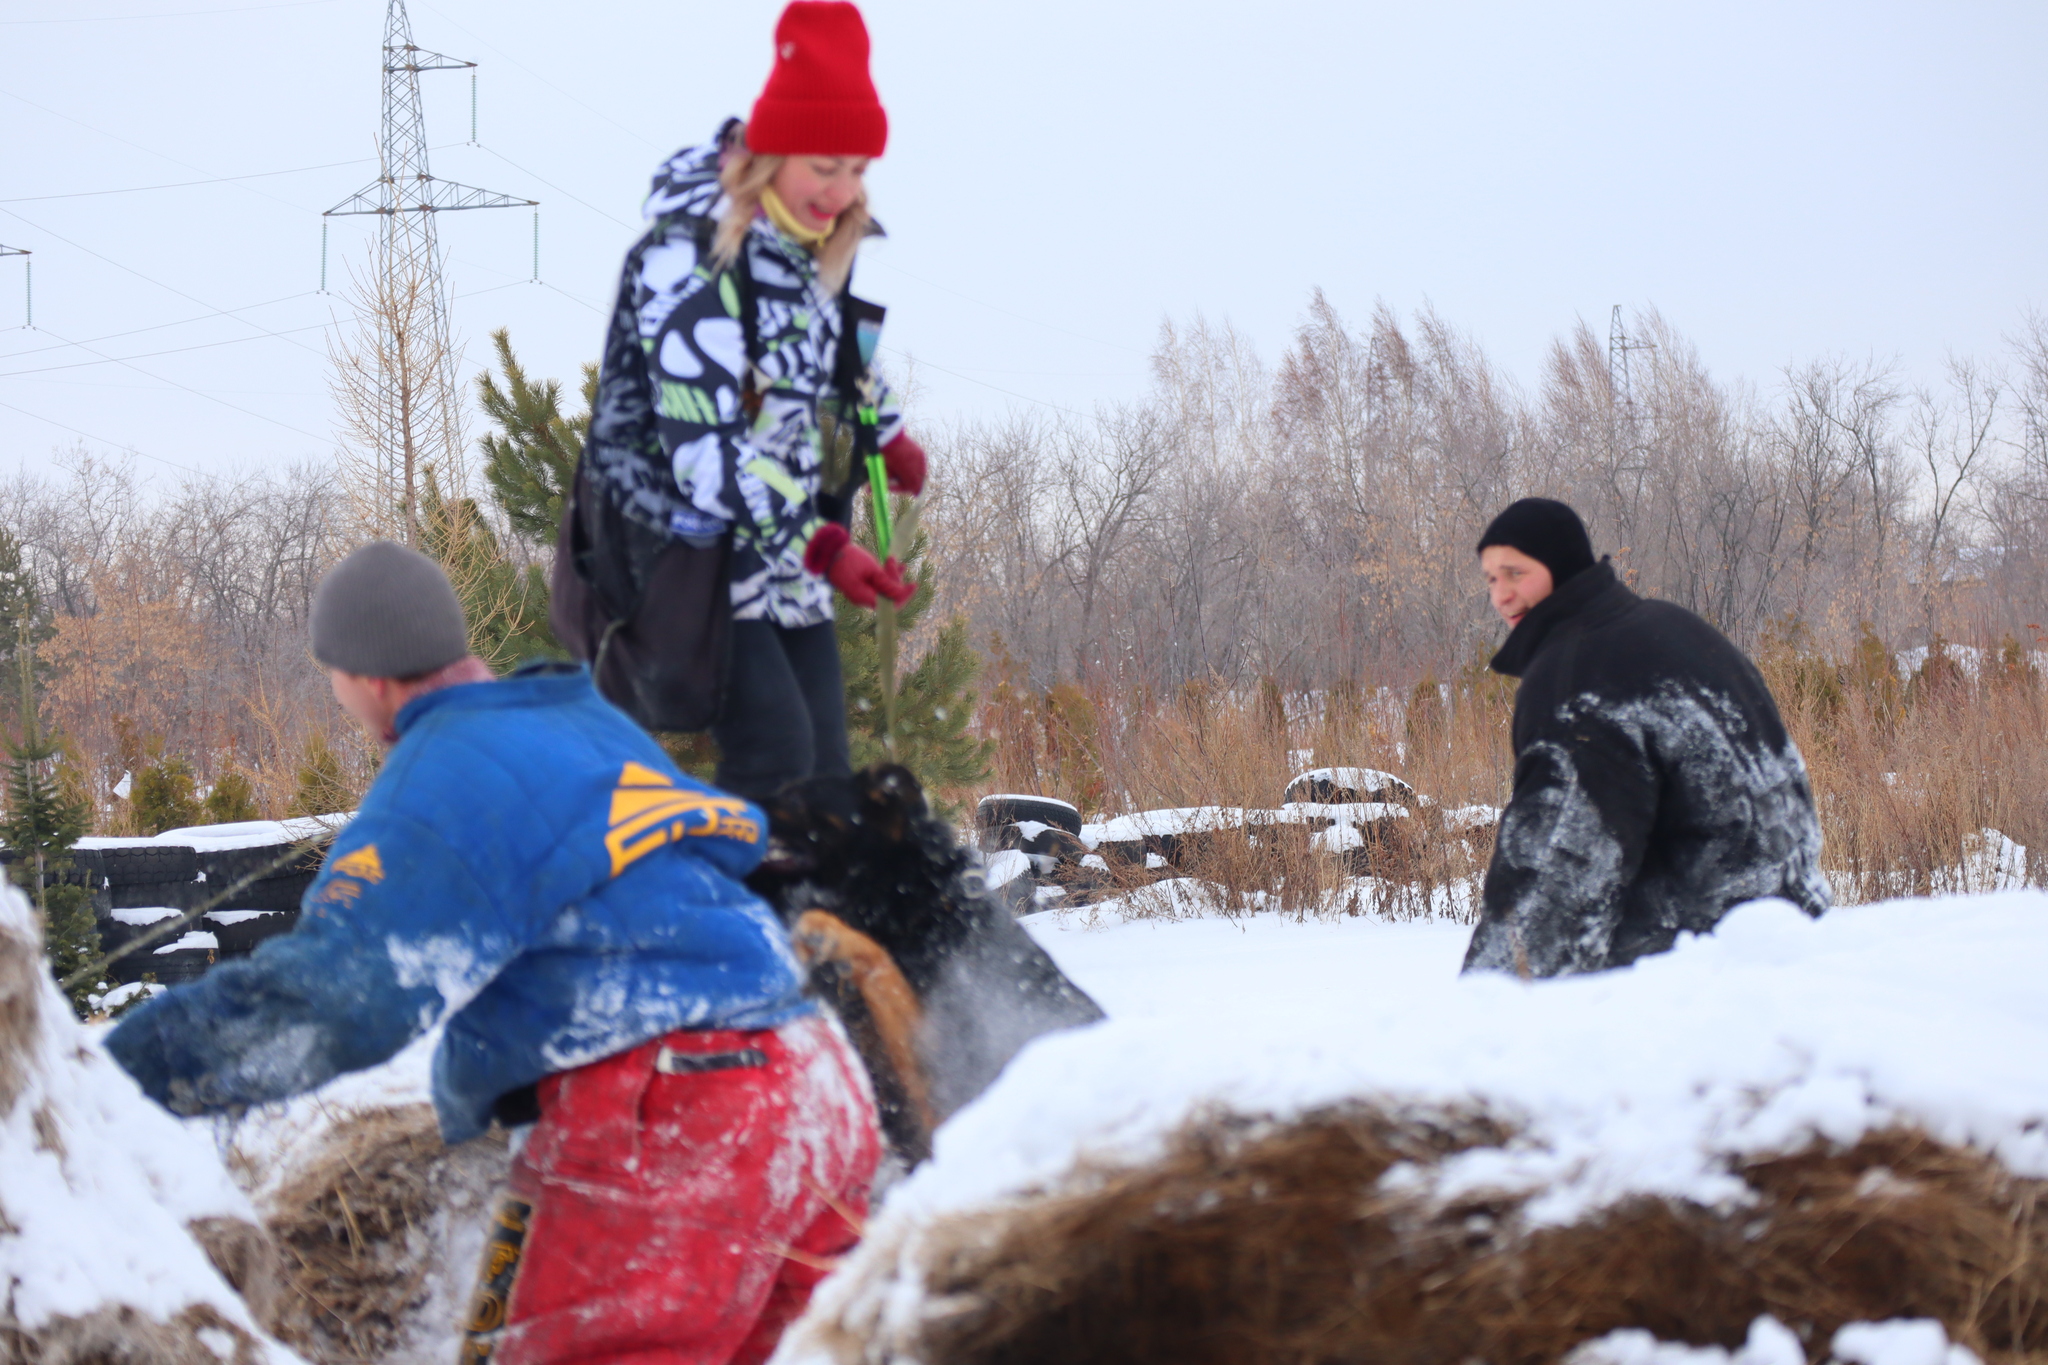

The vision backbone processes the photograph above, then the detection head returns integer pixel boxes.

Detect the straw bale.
[257,1105,508,1365]
[852,1106,2048,1365]
[1,1302,269,1365]
[0,904,43,1117]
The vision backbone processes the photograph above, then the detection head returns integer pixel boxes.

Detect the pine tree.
[203,767,259,824]
[418,465,562,671]
[477,327,594,545]
[286,733,354,817]
[0,619,97,1014]
[836,490,992,815]
[131,752,201,835]
[0,527,52,737]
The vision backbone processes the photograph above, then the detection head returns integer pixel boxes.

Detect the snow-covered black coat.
[1463,562,1829,978]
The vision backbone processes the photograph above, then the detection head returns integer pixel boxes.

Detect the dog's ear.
[855,764,929,843]
[761,776,862,846]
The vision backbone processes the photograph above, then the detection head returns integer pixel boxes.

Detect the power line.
[0,206,330,358]
[0,88,322,216]
[413,1,664,154]
[477,145,630,229]
[0,319,336,377]
[862,254,1146,356]
[27,324,330,441]
[0,397,209,478]
[541,281,603,314]
[0,156,376,204]
[882,345,1097,423]
[2,0,342,22]
[0,291,316,359]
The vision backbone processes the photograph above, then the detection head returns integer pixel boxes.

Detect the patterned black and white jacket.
[584,126,904,628]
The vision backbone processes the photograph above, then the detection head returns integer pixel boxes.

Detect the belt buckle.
[653,1045,769,1076]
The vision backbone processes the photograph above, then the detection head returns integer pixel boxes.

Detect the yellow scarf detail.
[760,187,834,251]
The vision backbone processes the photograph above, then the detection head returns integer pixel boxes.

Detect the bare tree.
[328,245,469,546]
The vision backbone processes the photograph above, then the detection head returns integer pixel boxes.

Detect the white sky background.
[1,0,2043,482]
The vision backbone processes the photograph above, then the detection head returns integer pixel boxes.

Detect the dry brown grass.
[857,1107,2048,1365]
[256,1105,509,1365]
[988,672,1508,920]
[1761,641,2048,902]
[984,637,2048,915]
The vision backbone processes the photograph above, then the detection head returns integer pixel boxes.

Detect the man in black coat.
[1463,499,1829,977]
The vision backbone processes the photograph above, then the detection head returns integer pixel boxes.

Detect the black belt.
[654,1045,769,1075]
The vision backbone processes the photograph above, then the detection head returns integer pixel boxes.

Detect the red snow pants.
[469,1013,881,1365]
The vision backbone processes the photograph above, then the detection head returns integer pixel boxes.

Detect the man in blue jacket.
[107,541,880,1365]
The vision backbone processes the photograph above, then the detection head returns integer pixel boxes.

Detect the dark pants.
[712,619,852,802]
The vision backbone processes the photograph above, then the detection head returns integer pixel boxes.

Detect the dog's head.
[747,765,991,985]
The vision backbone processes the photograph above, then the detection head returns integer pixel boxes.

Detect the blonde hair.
[712,133,872,295]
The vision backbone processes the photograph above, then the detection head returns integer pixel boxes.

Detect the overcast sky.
[2,0,2044,483]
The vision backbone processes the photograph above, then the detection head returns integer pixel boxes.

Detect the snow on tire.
[976,795,1082,838]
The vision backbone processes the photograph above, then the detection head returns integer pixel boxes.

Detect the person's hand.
[881,432,926,497]
[805,524,918,608]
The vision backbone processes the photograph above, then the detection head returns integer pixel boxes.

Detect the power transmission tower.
[325,0,533,544]
[1607,305,1656,422]
[1607,305,1658,528]
[0,246,28,328]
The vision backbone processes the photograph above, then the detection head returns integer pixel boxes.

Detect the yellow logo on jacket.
[314,843,384,906]
[605,762,761,876]
[329,845,385,883]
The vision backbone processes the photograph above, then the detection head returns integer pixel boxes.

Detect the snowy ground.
[775,888,2048,1363]
[19,870,2034,1364]
[1026,903,1471,1023]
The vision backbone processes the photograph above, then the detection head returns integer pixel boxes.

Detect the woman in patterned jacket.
[585,0,924,801]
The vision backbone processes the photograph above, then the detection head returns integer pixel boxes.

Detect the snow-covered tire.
[205,909,297,957]
[1284,770,1416,806]
[987,823,1089,862]
[1024,827,1088,862]
[109,878,200,912]
[976,796,1082,838]
[196,844,319,888]
[98,844,198,886]
[217,872,315,913]
[146,946,216,984]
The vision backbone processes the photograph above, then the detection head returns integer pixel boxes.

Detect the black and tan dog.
[747,765,1105,1164]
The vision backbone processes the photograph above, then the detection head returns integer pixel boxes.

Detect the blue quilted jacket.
[106,663,810,1141]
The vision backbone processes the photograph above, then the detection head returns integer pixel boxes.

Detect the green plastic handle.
[866,451,893,561]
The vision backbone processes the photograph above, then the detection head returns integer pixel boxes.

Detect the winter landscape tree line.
[930,298,2048,693]
[4,293,2046,899]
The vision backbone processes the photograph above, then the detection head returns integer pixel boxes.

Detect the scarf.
[759,186,834,251]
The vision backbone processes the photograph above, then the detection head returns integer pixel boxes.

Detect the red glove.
[881,431,926,496]
[805,524,918,608]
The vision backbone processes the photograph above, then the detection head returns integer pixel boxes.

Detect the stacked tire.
[85,832,334,986]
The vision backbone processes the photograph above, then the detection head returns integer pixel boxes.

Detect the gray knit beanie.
[310,541,470,679]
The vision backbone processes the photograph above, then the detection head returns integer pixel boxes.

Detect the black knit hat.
[1475,498,1596,586]
[310,541,469,679]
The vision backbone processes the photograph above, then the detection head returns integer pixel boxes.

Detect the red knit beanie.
[747,2,888,158]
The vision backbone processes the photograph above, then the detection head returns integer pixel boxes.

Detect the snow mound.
[0,882,303,1365]
[1568,1316,1984,1365]
[775,890,2048,1363]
